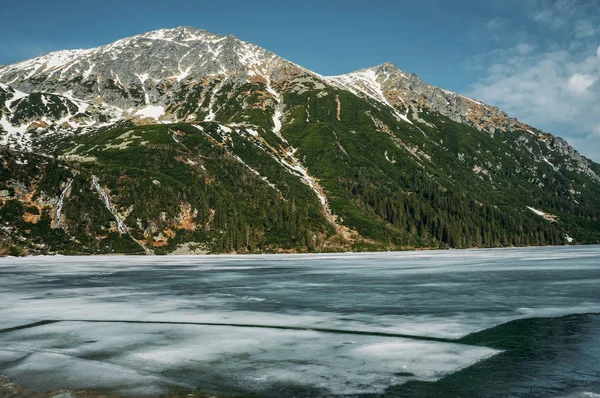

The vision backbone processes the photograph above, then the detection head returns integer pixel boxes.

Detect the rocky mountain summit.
[1,27,599,255]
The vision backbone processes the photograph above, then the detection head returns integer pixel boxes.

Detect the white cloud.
[463,1,600,162]
[467,46,600,161]
[517,43,535,55]
[567,73,596,94]
[533,8,568,29]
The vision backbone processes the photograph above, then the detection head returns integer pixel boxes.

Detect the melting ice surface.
[0,245,599,396]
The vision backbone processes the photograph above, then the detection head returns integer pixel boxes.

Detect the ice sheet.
[2,246,600,339]
[0,322,497,396]
[1,246,599,395]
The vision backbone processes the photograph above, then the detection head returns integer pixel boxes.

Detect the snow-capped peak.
[140,26,228,43]
[0,26,314,151]
[0,26,295,92]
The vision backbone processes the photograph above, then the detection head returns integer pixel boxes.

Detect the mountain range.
[1,26,599,255]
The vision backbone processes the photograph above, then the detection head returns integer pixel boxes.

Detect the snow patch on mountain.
[135,105,165,120]
[440,89,484,106]
[264,76,285,137]
[55,178,73,230]
[0,49,93,81]
[279,149,327,206]
[326,69,413,125]
[0,116,29,146]
[527,206,558,222]
[4,87,28,110]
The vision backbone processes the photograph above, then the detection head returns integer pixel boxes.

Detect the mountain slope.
[1,27,599,256]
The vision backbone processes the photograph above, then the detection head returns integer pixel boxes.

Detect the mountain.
[1,26,599,256]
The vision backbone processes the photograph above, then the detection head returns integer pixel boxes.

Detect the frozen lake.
[1,246,600,397]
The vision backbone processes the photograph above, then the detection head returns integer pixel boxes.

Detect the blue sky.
[2,0,600,161]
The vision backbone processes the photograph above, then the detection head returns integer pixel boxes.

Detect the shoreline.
[1,242,598,260]
[0,375,223,398]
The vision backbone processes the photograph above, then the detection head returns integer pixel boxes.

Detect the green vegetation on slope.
[1,80,600,256]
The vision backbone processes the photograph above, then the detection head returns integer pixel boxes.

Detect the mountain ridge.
[1,26,599,256]
[0,27,591,159]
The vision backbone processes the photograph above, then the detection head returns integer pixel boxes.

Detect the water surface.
[0,246,599,396]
